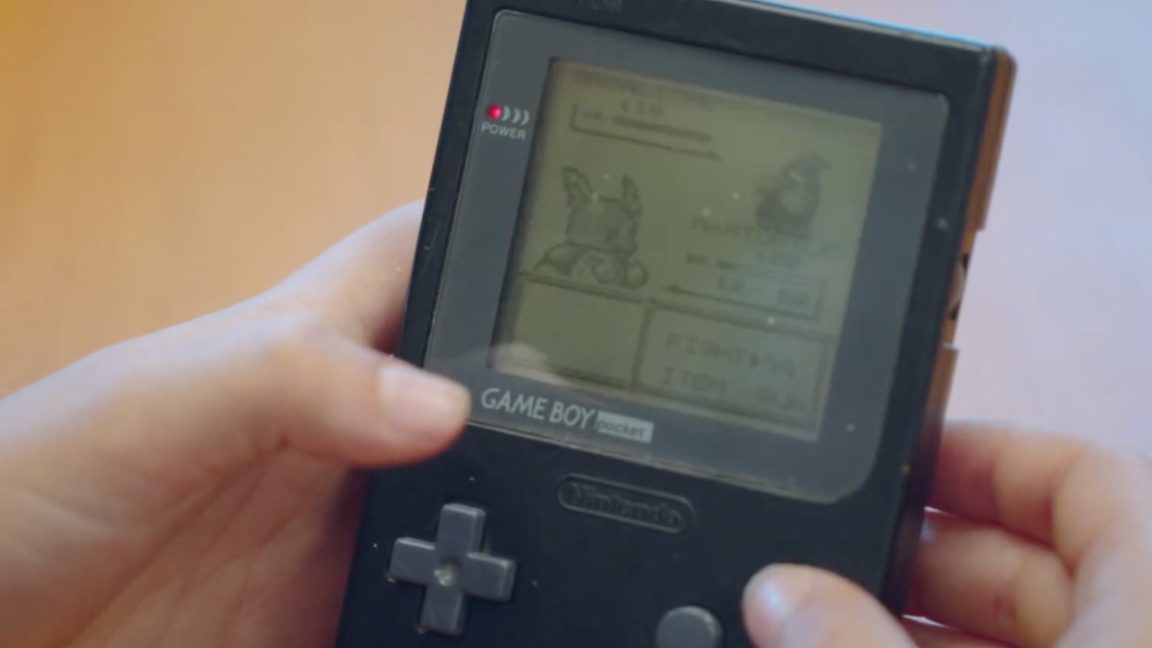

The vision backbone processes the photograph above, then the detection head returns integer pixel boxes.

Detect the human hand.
[0,204,470,647]
[742,423,1152,647]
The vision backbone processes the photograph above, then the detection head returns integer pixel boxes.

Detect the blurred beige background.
[1,0,1149,452]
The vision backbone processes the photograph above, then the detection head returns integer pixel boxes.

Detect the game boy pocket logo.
[557,476,693,533]
[479,388,655,444]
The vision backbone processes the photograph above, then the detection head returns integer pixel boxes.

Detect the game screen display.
[493,60,883,441]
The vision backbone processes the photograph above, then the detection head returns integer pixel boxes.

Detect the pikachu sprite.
[536,168,649,289]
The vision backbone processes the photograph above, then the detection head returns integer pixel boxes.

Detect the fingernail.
[744,565,804,627]
[379,363,471,437]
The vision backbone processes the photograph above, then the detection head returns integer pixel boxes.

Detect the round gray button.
[656,606,723,648]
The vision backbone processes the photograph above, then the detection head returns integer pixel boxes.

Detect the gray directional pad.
[388,504,516,636]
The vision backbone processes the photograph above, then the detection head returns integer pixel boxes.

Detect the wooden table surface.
[1,0,1149,453]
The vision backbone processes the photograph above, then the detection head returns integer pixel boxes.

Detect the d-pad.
[388,504,517,636]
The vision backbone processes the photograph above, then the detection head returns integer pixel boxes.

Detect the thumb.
[742,565,916,648]
[0,315,471,523]
[0,260,470,646]
[210,320,472,472]
[84,322,472,505]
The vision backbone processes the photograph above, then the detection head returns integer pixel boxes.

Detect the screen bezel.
[419,11,949,501]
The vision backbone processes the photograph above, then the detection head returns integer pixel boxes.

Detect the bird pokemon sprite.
[755,152,829,241]
[536,168,649,289]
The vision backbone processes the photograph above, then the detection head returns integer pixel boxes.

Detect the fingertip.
[742,565,914,648]
[744,564,796,617]
[374,361,471,462]
[742,565,815,647]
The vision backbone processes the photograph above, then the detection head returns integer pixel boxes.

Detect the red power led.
[486,104,504,121]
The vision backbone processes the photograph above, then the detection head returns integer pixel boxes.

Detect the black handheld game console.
[337,1,1014,646]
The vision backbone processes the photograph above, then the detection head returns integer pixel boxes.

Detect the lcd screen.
[493,60,883,441]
